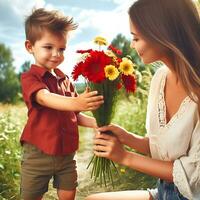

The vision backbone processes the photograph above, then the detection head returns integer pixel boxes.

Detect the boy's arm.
[35,88,103,112]
[77,113,97,128]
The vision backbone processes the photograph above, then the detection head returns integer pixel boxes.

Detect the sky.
[0,0,134,76]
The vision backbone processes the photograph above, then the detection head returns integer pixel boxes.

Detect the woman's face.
[129,19,166,64]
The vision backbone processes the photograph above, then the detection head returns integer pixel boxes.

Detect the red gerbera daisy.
[122,74,137,93]
[108,45,122,55]
[72,50,112,83]
[72,61,85,81]
[117,82,123,90]
[76,49,93,54]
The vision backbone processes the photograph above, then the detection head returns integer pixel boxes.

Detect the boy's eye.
[59,48,66,53]
[43,46,52,50]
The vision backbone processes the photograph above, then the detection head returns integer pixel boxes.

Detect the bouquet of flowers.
[72,36,137,186]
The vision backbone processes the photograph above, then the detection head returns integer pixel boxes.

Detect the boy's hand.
[75,89,104,111]
[35,88,103,112]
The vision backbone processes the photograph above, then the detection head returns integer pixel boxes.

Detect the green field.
[0,98,156,200]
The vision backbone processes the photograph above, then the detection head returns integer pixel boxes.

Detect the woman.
[86,0,200,199]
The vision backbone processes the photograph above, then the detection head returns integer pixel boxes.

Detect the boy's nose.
[52,49,61,57]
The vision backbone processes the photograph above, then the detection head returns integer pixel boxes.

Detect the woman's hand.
[93,133,127,164]
[98,124,151,155]
[97,124,130,145]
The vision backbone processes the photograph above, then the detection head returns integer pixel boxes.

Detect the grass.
[0,97,156,200]
[0,103,26,200]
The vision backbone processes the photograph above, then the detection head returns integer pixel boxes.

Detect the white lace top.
[146,66,200,200]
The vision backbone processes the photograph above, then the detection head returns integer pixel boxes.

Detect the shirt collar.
[53,68,66,79]
[30,64,66,80]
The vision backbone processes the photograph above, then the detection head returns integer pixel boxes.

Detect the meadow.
[0,93,156,200]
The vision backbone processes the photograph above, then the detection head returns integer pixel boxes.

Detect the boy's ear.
[25,40,33,54]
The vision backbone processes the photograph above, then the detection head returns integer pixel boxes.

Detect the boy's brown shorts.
[20,143,78,200]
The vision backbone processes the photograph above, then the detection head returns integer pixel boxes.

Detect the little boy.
[20,8,103,200]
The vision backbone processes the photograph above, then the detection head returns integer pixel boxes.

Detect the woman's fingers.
[93,143,108,151]
[95,133,114,140]
[98,124,115,132]
[93,133,125,162]
[94,150,108,157]
[98,126,110,132]
[94,138,110,146]
[93,139,110,158]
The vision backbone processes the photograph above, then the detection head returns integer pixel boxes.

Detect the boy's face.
[25,30,67,71]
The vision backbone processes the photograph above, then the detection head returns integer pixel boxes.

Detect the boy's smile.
[25,30,67,71]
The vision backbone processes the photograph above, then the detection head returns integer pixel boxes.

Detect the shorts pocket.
[21,143,43,165]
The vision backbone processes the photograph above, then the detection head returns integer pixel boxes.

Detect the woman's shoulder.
[149,65,167,92]
[152,65,168,81]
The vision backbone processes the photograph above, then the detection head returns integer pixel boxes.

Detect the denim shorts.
[148,179,188,200]
[20,143,78,199]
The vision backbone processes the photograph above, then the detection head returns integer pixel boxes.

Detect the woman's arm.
[124,133,150,155]
[94,133,173,182]
[98,124,150,155]
[123,151,173,182]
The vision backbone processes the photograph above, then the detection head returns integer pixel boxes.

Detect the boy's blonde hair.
[25,8,78,44]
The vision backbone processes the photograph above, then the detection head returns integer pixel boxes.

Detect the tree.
[111,34,143,65]
[0,43,20,103]
[18,61,31,80]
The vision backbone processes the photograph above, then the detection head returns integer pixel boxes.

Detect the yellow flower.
[94,36,108,46]
[105,50,116,58]
[120,168,126,173]
[119,57,134,75]
[104,65,119,80]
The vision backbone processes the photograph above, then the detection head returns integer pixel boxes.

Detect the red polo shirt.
[20,64,79,155]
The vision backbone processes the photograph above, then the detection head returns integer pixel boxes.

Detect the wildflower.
[94,36,108,46]
[105,65,119,80]
[117,82,122,90]
[108,44,122,55]
[72,36,138,187]
[72,50,111,83]
[105,50,116,58]
[122,74,137,93]
[119,57,134,75]
[120,168,126,173]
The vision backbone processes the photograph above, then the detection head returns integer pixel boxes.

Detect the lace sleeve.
[173,118,200,200]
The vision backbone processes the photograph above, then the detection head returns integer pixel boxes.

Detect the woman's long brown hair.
[129,0,200,114]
